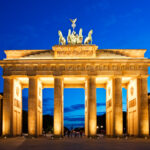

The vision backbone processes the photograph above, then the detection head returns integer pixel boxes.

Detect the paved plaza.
[0,137,150,150]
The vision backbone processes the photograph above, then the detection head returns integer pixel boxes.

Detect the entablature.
[1,61,148,76]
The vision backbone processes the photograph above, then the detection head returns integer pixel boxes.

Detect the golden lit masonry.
[0,19,150,137]
[0,44,150,137]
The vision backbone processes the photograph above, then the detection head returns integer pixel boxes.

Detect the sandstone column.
[148,94,150,135]
[3,77,13,136]
[126,89,129,135]
[54,77,64,136]
[106,77,123,136]
[139,77,149,136]
[3,77,22,136]
[28,77,43,136]
[0,94,3,136]
[85,76,97,136]
[37,80,43,136]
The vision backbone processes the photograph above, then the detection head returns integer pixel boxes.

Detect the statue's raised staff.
[58,30,66,45]
[84,30,93,44]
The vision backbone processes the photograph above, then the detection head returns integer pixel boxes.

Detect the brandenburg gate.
[0,19,150,137]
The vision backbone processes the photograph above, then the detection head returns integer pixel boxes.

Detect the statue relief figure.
[67,29,72,44]
[67,28,83,45]
[70,31,77,45]
[84,30,93,44]
[58,30,66,45]
[70,18,77,30]
[77,28,83,44]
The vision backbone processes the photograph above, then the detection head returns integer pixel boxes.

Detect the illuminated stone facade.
[0,45,149,136]
[0,94,2,136]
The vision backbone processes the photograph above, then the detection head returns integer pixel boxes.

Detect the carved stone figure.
[72,31,78,44]
[67,29,72,44]
[67,28,83,45]
[58,30,66,45]
[70,18,77,30]
[77,28,83,44]
[84,30,93,44]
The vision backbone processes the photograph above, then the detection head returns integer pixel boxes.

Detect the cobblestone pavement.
[0,137,150,150]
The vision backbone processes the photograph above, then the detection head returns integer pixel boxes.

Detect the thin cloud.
[64,116,84,122]
[64,104,84,113]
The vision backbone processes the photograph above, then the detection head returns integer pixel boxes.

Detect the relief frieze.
[2,63,148,76]
[56,49,95,57]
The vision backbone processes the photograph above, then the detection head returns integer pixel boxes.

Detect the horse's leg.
[59,38,60,45]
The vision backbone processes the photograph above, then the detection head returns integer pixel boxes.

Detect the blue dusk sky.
[0,0,150,129]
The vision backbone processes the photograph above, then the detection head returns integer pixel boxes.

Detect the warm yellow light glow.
[39,77,54,84]
[17,77,29,84]
[140,118,149,135]
[64,77,85,81]
[122,77,132,84]
[96,77,110,84]
[115,120,123,135]
[89,120,96,135]
[54,118,61,135]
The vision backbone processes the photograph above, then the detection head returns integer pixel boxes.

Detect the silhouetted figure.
[75,131,77,138]
[80,130,82,138]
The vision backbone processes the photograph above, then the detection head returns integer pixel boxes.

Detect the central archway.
[64,88,85,136]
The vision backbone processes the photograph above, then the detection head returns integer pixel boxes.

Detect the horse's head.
[58,30,62,36]
[89,30,93,35]
[68,29,71,35]
[79,28,83,36]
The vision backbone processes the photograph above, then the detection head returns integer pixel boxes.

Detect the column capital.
[54,76,64,82]
[53,75,63,78]
[28,76,39,80]
[86,76,96,79]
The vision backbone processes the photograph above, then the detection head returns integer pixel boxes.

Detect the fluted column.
[2,77,14,136]
[106,77,123,136]
[113,78,123,136]
[54,77,64,136]
[85,76,97,136]
[139,77,149,136]
[28,77,43,136]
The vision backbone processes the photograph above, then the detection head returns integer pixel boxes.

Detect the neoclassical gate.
[0,19,150,137]
[0,44,150,137]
